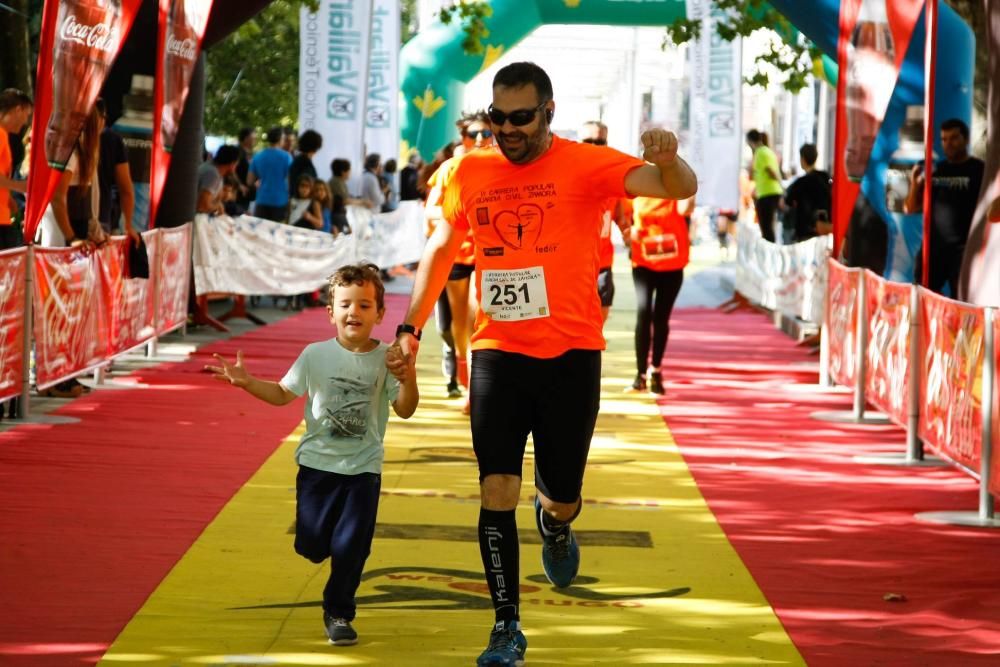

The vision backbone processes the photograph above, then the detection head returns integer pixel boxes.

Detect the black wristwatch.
[395,323,422,340]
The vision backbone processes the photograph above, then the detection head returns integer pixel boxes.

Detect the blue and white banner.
[365,0,400,164]
[299,0,373,181]
[192,202,426,296]
[686,0,742,211]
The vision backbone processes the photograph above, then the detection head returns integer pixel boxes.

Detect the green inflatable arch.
[399,0,834,160]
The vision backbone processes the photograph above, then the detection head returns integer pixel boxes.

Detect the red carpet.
[0,296,407,666]
[659,308,1000,665]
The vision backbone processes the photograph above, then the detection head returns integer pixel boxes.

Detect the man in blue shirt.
[248,126,293,221]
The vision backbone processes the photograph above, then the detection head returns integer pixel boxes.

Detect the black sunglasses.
[465,128,493,139]
[581,137,607,146]
[488,102,547,127]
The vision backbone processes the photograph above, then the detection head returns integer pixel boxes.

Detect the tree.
[0,0,42,94]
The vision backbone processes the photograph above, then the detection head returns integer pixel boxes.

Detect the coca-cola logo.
[166,34,197,61]
[60,14,118,52]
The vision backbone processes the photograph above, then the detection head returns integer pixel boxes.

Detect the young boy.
[207,262,418,646]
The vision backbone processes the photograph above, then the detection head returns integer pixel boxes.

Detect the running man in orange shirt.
[386,62,697,667]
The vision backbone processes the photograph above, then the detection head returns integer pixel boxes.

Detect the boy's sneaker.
[323,613,358,646]
[476,619,527,667]
[534,496,580,588]
[649,371,665,395]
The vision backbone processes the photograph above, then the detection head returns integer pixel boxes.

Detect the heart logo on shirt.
[493,204,543,250]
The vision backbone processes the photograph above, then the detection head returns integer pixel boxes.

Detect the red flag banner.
[990,313,1000,497]
[32,248,105,389]
[24,0,143,243]
[0,248,27,403]
[150,0,214,227]
[918,288,985,473]
[863,270,911,426]
[832,0,925,255]
[826,259,862,388]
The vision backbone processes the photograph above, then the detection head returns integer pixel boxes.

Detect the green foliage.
[437,1,493,55]
[204,0,306,137]
[664,0,819,94]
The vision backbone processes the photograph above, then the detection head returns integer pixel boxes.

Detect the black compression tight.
[632,266,684,376]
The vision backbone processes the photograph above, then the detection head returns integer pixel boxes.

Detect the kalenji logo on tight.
[60,15,118,51]
[166,35,197,61]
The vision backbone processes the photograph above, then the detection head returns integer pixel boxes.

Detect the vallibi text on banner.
[365,0,400,165]
[685,0,741,212]
[299,0,373,181]
[151,0,214,227]
[24,0,143,242]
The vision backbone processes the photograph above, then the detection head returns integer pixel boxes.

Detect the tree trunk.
[0,0,32,94]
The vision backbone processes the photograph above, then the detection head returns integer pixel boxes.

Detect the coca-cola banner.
[827,259,862,389]
[832,0,924,254]
[96,238,156,357]
[32,248,105,390]
[364,0,400,164]
[0,249,27,403]
[154,224,192,336]
[151,0,214,226]
[299,0,373,180]
[864,271,911,427]
[990,313,1000,497]
[918,288,985,473]
[24,0,143,243]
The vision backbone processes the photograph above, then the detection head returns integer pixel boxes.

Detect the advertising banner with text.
[864,271,911,427]
[827,260,861,389]
[364,0,400,164]
[0,249,26,403]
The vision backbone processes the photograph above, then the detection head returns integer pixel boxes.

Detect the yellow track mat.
[101,265,803,666]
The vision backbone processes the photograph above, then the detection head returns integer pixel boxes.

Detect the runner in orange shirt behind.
[628,195,694,395]
[387,62,697,667]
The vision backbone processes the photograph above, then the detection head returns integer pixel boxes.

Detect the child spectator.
[221,176,245,217]
[206,263,418,646]
[312,180,334,234]
[289,174,322,229]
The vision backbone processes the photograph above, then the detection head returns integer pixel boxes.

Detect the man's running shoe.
[476,619,527,666]
[446,379,463,398]
[323,613,358,646]
[534,496,580,588]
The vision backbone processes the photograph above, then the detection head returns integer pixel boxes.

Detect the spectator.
[746,129,783,243]
[235,126,256,209]
[281,125,296,154]
[197,145,240,216]
[359,153,385,211]
[399,151,422,201]
[289,174,322,229]
[783,143,831,242]
[95,99,139,245]
[904,118,985,296]
[289,129,322,198]
[221,176,245,217]
[311,180,334,234]
[0,88,31,249]
[248,127,293,221]
[381,158,399,212]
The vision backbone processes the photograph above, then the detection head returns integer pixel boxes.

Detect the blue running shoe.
[476,620,527,667]
[534,496,580,588]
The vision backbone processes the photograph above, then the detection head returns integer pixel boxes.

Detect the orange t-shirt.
[444,136,645,358]
[426,157,475,265]
[630,197,690,272]
[597,197,617,270]
[0,127,11,226]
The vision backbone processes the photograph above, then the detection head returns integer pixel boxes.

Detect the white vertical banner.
[299,0,373,181]
[686,0,741,210]
[364,0,400,164]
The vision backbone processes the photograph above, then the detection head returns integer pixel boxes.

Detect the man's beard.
[497,122,549,164]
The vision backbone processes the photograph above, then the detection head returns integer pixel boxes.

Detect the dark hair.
[799,143,818,166]
[295,173,315,190]
[364,153,381,171]
[237,127,255,142]
[384,159,397,173]
[214,144,241,165]
[331,158,352,177]
[493,62,553,103]
[327,262,385,309]
[746,129,762,144]
[298,129,322,153]
[457,109,490,131]
[0,88,32,114]
[265,126,283,144]
[941,118,970,140]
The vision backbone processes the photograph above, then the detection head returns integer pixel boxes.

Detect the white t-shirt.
[280,338,400,475]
